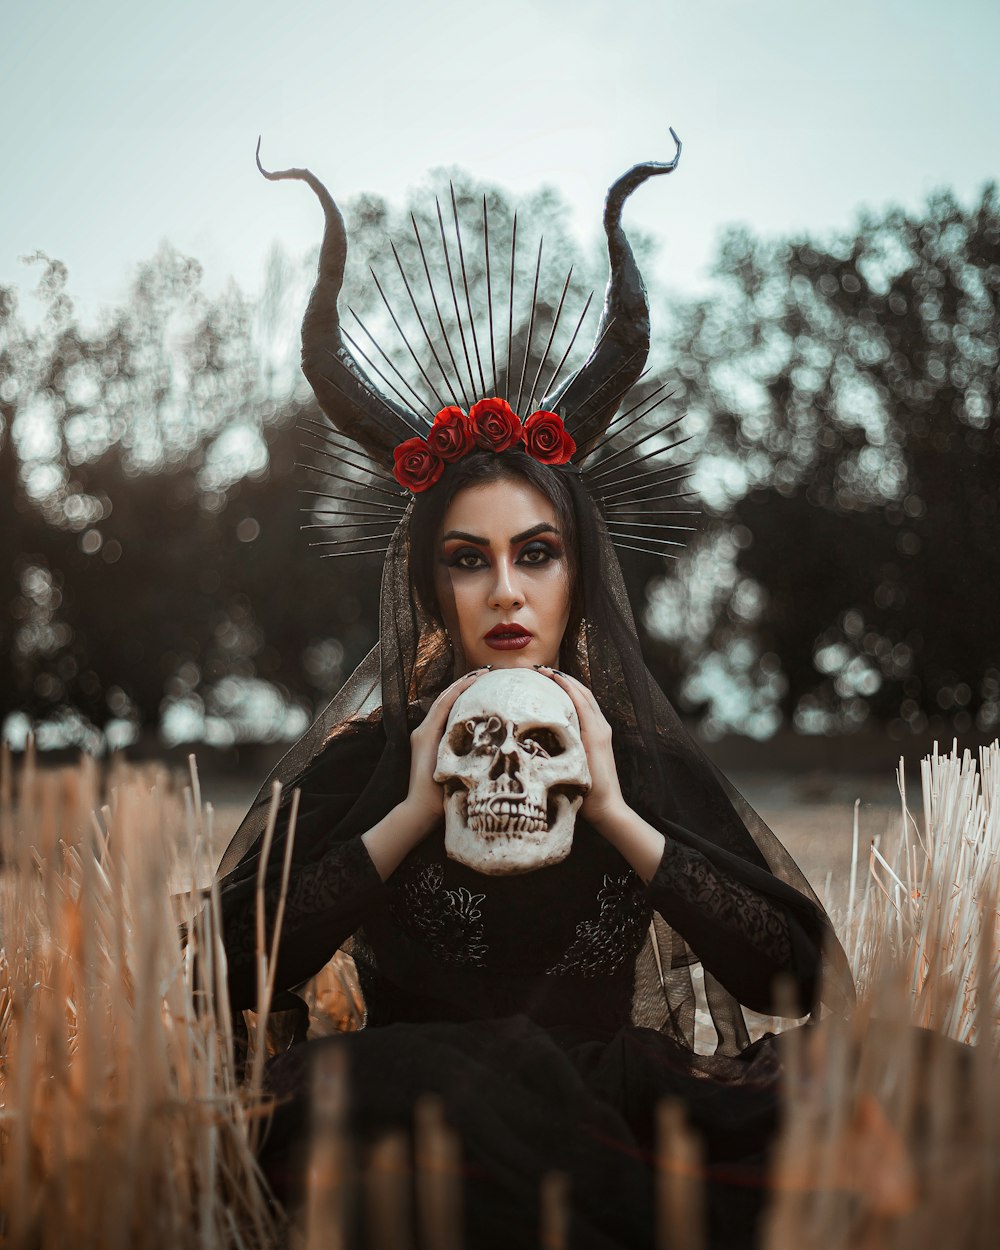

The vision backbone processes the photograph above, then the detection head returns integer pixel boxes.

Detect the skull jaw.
[443,791,583,876]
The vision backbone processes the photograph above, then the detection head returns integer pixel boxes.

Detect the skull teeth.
[466,796,547,835]
[469,817,548,835]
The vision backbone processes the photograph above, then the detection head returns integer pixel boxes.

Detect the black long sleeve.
[215,723,391,1012]
[645,832,824,1015]
[222,834,385,1010]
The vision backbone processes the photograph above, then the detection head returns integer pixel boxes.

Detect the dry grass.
[0,742,283,1249]
[763,742,1000,1250]
[1,738,997,1248]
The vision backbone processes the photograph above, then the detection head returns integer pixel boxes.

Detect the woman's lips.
[484,625,534,651]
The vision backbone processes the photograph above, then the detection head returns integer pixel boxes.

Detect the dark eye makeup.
[442,540,562,571]
[447,548,488,570]
[518,540,561,565]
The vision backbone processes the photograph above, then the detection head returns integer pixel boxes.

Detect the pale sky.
[3,0,998,326]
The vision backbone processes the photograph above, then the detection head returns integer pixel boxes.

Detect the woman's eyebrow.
[441,529,489,545]
[440,522,560,546]
[511,523,560,544]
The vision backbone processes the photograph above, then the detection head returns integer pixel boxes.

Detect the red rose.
[468,397,523,452]
[427,406,473,462]
[521,410,576,465]
[393,437,444,493]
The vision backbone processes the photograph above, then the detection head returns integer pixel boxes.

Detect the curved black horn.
[543,129,682,463]
[256,139,423,464]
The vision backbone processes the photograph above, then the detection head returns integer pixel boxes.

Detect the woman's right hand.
[363,669,488,881]
[402,668,488,835]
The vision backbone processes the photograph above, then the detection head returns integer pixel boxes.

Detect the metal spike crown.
[260,131,695,561]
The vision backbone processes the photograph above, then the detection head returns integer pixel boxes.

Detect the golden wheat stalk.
[0,745,284,1249]
[764,739,1000,1250]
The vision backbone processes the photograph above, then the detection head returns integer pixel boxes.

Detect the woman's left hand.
[537,668,628,835]
[538,667,667,879]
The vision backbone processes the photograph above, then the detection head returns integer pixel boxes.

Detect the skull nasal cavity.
[489,751,523,786]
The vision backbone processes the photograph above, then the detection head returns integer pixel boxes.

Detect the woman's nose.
[489,561,523,610]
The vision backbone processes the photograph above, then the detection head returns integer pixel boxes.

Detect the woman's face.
[433,477,572,673]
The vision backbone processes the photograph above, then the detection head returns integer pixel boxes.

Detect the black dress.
[220,721,829,1250]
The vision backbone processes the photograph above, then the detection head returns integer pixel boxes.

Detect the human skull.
[433,669,591,875]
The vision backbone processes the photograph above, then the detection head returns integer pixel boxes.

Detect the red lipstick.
[484,623,534,651]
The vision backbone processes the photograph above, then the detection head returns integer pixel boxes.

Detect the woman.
[215,141,854,1249]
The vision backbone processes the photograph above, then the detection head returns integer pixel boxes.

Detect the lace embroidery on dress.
[220,835,378,983]
[388,861,490,967]
[660,842,793,967]
[547,870,651,978]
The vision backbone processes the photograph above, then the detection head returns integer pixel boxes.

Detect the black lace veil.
[216,139,854,1059]
[216,466,854,1057]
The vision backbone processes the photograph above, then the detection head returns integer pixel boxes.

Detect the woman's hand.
[363,668,489,882]
[403,667,489,834]
[537,667,628,834]
[538,667,666,880]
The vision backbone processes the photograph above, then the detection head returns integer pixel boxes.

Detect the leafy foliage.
[652,183,1000,740]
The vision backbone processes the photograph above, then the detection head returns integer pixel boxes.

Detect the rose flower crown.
[394,398,575,492]
[256,131,698,558]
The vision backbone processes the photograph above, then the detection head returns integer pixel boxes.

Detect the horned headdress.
[257,132,697,559]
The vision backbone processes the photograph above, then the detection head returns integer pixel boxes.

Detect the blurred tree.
[2,246,255,744]
[652,183,1000,741]
[2,172,646,748]
[7,168,995,749]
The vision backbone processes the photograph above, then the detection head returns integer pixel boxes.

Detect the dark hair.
[408,450,583,633]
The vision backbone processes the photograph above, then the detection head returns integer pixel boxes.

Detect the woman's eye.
[452,549,486,570]
[446,542,557,569]
[519,544,554,565]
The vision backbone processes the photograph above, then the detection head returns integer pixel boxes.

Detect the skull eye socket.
[448,719,476,755]
[449,715,503,756]
[519,727,564,758]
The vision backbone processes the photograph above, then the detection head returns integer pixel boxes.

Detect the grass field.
[1,743,997,1248]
